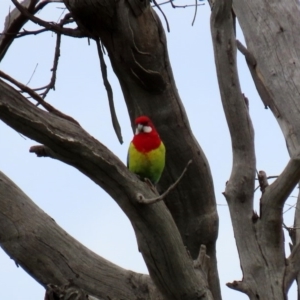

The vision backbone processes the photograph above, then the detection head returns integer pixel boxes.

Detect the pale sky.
[0,1,296,299]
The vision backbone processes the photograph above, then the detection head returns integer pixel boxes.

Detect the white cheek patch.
[143,126,152,133]
[135,128,140,134]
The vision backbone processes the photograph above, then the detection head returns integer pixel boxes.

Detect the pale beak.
[135,124,143,134]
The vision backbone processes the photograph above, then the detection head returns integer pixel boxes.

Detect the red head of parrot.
[128,116,165,184]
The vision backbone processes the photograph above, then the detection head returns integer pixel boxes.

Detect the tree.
[0,0,299,299]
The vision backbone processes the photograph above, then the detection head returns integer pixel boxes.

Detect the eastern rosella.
[128,116,165,184]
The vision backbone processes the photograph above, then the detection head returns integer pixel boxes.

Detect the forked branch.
[11,0,85,38]
[137,160,192,204]
[260,154,300,222]
[0,78,213,300]
[0,170,162,300]
[210,0,266,297]
[0,71,80,126]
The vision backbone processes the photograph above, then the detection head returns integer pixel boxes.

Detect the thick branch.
[295,186,300,246]
[261,154,300,221]
[0,169,162,300]
[285,243,300,294]
[210,1,285,299]
[211,0,257,263]
[62,2,221,297]
[95,39,123,144]
[211,0,256,208]
[233,1,300,157]
[256,155,300,285]
[212,1,293,298]
[284,183,300,293]
[0,79,213,300]
[0,70,80,126]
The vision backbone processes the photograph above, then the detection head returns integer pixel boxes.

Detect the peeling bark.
[233,0,300,156]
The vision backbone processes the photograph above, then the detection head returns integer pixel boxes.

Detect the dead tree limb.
[0,169,163,300]
[0,78,213,300]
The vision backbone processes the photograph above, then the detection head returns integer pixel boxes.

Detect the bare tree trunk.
[3,0,300,298]
[63,0,221,298]
[234,1,300,297]
[210,0,300,298]
[0,0,222,298]
[0,78,214,299]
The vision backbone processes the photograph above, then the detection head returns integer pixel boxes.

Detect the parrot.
[128,115,165,185]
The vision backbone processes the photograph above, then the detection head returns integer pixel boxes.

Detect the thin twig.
[255,175,279,180]
[254,176,279,192]
[254,185,260,192]
[56,8,66,23]
[191,0,198,26]
[152,0,170,32]
[26,63,38,86]
[283,203,297,215]
[24,13,71,99]
[0,28,49,38]
[11,0,85,38]
[28,84,51,92]
[96,39,123,144]
[34,0,63,13]
[154,0,204,9]
[40,33,61,99]
[0,70,80,126]
[137,160,192,204]
[57,13,74,27]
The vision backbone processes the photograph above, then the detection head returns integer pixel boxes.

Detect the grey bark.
[210,0,300,299]
[0,1,222,298]
[0,79,213,300]
[233,0,300,156]
[292,189,300,298]
[65,0,220,298]
[233,0,300,297]
[60,4,221,299]
[0,170,162,300]
[2,0,300,299]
